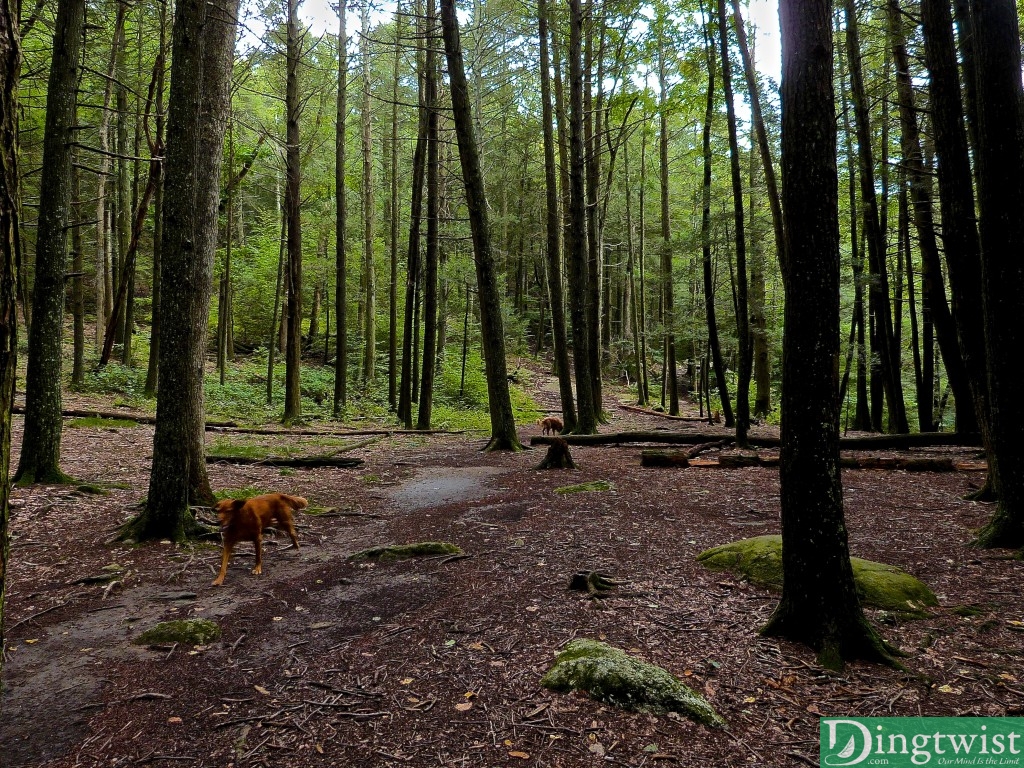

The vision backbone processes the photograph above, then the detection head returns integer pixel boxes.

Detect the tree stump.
[537,438,576,469]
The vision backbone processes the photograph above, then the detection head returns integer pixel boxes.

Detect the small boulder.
[541,639,725,728]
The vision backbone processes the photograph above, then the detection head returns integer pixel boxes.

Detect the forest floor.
[2,365,1022,768]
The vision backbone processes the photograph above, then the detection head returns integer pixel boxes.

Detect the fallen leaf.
[463,691,476,699]
[315,744,324,754]
[272,617,283,622]
[167,717,182,724]
[525,606,539,613]
[508,751,530,759]
[589,742,606,756]
[24,639,39,645]
[744,696,757,704]
[937,684,963,695]
[455,702,473,712]
[254,685,271,695]
[400,677,414,685]
[806,703,823,715]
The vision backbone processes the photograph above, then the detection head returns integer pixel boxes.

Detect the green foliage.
[75,364,150,408]
[213,486,270,501]
[555,480,615,495]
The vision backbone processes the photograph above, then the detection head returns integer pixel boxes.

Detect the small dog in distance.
[538,416,564,435]
[212,493,306,586]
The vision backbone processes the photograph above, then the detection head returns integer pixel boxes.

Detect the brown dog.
[212,493,306,586]
[538,416,564,435]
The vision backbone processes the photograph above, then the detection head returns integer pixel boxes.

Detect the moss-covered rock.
[133,619,221,646]
[541,639,725,728]
[349,541,462,561]
[697,535,938,616]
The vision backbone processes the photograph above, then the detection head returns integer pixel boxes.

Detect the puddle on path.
[388,466,507,512]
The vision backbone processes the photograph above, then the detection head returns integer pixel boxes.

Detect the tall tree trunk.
[730,0,785,272]
[717,0,751,444]
[887,0,973,434]
[583,2,603,418]
[748,143,770,418]
[334,1,348,414]
[842,0,908,433]
[124,0,240,542]
[623,135,646,407]
[417,0,439,430]
[970,0,1024,549]
[836,37,871,430]
[700,31,733,428]
[145,0,168,398]
[387,4,402,411]
[565,0,597,434]
[762,0,893,670]
[637,119,650,404]
[267,210,286,404]
[94,5,125,351]
[360,2,375,384]
[538,0,576,430]
[657,31,678,417]
[920,0,993,485]
[398,2,428,428]
[283,0,303,425]
[0,0,22,679]
[15,0,84,484]
[439,0,521,450]
[71,153,85,385]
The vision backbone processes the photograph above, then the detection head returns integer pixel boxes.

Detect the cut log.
[640,440,732,467]
[646,452,980,472]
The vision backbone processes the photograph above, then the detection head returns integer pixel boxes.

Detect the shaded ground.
[2,371,1021,768]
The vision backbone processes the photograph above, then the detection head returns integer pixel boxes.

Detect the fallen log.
[640,440,732,467]
[205,455,363,468]
[644,451,982,472]
[533,430,982,450]
[13,405,238,428]
[616,403,711,423]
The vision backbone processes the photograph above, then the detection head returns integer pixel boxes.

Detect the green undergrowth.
[697,535,939,617]
[213,486,270,501]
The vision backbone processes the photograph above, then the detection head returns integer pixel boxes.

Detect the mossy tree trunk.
[438,0,520,451]
[761,0,894,670]
[333,1,348,414]
[0,0,21,679]
[15,0,84,486]
[417,0,439,431]
[127,0,239,542]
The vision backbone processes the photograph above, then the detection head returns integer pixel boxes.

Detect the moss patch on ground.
[67,417,139,429]
[697,535,938,616]
[541,639,725,727]
[350,541,462,561]
[134,619,221,646]
[555,480,614,495]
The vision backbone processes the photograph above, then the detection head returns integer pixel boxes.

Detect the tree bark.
[125,0,240,542]
[438,0,521,450]
[969,0,1024,549]
[761,0,893,669]
[417,0,439,430]
[920,0,994,491]
[657,31,678,417]
[700,33,734,429]
[334,1,348,414]
[887,0,973,434]
[16,0,84,485]
[0,0,21,680]
[360,2,375,384]
[538,0,576,432]
[283,0,303,425]
[716,0,751,445]
[842,0,908,434]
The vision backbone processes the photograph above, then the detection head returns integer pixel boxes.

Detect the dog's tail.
[282,494,309,510]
